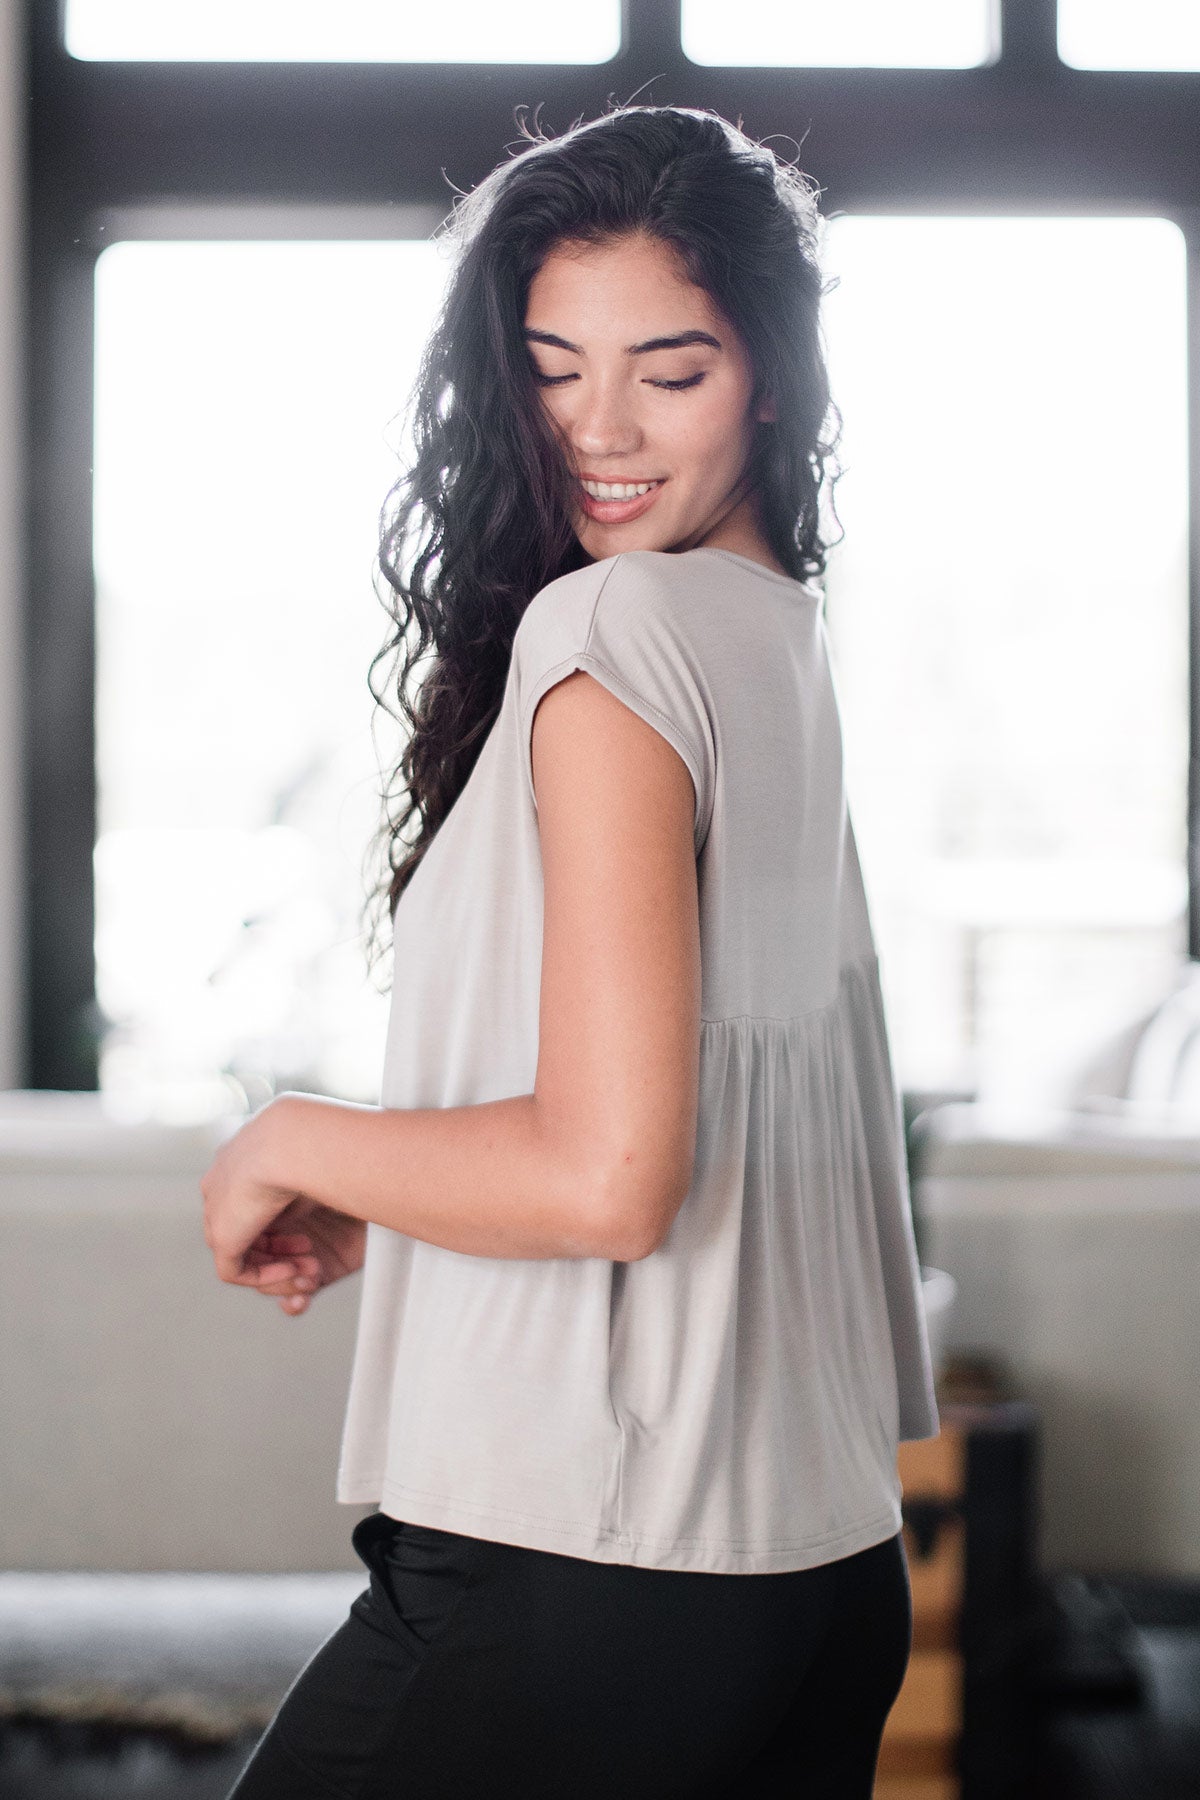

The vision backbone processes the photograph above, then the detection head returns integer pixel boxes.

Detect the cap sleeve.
[513,553,718,857]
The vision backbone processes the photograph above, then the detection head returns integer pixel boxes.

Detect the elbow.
[597,1160,693,1263]
[606,1217,662,1264]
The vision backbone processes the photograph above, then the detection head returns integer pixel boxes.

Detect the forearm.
[264,1091,623,1262]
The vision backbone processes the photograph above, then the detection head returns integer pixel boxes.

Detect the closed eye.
[532,371,708,392]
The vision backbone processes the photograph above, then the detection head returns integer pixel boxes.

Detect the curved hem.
[336,1479,903,1575]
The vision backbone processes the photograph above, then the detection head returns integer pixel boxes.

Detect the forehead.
[525,233,721,331]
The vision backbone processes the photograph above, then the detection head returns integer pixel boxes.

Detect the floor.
[1030,1572,1200,1800]
[2,1571,1199,1799]
[0,1726,257,1800]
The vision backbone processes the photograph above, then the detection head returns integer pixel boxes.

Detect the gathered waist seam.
[700,952,878,1029]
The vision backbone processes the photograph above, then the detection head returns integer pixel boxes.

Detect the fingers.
[272,1282,313,1315]
[245,1259,302,1286]
[244,1249,321,1281]
[254,1271,318,1297]
[258,1232,314,1255]
[214,1238,321,1307]
[248,1255,322,1305]
[255,1269,319,1295]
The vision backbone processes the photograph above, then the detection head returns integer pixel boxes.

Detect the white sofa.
[913,961,1200,1579]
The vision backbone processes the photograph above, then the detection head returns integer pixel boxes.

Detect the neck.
[692,491,790,581]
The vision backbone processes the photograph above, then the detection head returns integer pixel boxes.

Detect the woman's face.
[523,232,776,564]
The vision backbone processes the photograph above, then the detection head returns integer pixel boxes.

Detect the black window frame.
[21,0,1200,1088]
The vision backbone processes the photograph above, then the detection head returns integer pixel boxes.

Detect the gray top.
[337,546,940,1574]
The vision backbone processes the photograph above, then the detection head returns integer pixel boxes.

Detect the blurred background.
[1,3,1199,1797]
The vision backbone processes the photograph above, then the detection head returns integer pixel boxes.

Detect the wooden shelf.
[910,1511,964,1651]
[875,1779,960,1800]
[875,1424,967,1799]
[898,1426,967,1500]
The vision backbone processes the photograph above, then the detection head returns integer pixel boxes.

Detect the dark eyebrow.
[522,327,723,356]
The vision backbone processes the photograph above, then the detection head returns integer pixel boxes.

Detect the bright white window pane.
[68,0,619,63]
[94,239,450,1118]
[1059,0,1200,71]
[821,216,1188,1106]
[683,0,996,67]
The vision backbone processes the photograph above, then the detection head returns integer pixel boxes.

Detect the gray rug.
[0,1572,365,1744]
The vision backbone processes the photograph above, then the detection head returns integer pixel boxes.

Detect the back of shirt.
[337,545,940,1574]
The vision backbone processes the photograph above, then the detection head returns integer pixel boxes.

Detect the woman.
[204,103,940,1799]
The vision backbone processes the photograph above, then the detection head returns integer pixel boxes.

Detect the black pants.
[227,1510,912,1799]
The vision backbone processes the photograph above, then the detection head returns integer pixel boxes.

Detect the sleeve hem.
[521,650,709,856]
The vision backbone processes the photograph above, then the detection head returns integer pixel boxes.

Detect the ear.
[755,392,777,424]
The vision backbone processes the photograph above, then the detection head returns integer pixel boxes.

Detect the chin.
[577,523,673,561]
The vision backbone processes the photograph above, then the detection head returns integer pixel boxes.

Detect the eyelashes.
[532,372,707,392]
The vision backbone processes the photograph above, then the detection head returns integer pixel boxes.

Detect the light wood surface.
[884,1649,962,1742]
[897,1424,966,1499]
[874,1777,960,1800]
[908,1513,965,1650]
[874,1423,966,1799]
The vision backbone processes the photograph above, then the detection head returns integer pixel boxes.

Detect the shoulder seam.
[580,553,626,659]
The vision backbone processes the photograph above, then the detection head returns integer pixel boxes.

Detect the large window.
[93,236,448,1116]
[66,0,621,64]
[89,212,1189,1116]
[683,0,998,68]
[26,0,1200,1104]
[1058,1,1200,72]
[821,214,1188,1104]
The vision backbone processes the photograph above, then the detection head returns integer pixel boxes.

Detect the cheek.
[680,387,757,478]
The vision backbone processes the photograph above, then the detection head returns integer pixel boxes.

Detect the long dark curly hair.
[361,103,842,984]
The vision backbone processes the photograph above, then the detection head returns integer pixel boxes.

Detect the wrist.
[252,1091,309,1191]
[258,1092,369,1223]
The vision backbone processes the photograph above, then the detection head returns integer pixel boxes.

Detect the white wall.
[0,0,24,1089]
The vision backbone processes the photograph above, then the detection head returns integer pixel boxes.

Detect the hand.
[242,1198,368,1316]
[201,1095,318,1290]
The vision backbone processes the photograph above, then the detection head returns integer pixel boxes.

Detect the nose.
[569,378,643,463]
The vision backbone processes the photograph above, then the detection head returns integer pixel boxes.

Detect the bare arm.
[203,667,701,1281]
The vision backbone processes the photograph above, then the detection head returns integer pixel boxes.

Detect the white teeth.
[582,479,657,501]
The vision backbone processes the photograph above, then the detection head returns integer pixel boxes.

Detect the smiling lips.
[578,476,666,524]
